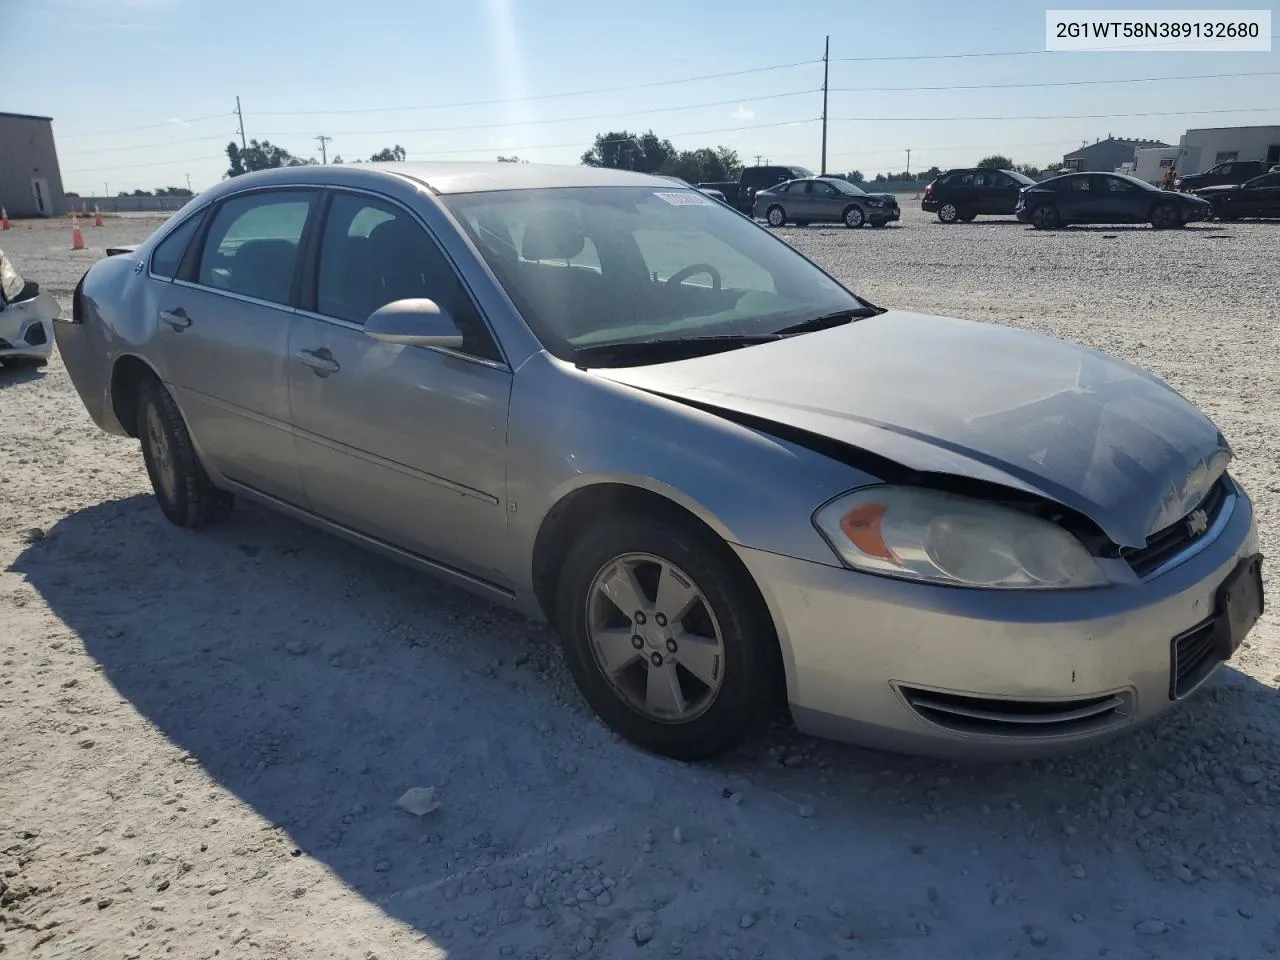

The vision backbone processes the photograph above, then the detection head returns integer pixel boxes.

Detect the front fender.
[505,353,875,595]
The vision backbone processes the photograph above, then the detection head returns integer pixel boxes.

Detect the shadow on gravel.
[12,493,1280,957]
[0,364,46,389]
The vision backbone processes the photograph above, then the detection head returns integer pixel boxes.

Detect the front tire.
[137,377,235,529]
[1151,202,1181,229]
[766,206,786,228]
[1031,204,1060,230]
[554,514,777,761]
[843,205,865,228]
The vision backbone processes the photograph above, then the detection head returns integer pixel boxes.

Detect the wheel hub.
[586,553,725,724]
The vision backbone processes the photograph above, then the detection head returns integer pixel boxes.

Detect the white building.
[1129,146,1183,184]
[1174,125,1280,176]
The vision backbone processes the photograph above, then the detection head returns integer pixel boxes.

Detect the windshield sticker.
[654,191,714,207]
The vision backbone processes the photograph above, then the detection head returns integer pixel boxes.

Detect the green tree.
[370,145,407,162]
[977,154,1015,170]
[226,140,313,178]
[497,155,527,163]
[581,130,675,173]
[841,170,866,184]
[332,155,344,164]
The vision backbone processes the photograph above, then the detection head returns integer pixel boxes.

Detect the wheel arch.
[530,480,788,703]
[841,202,865,222]
[110,353,163,438]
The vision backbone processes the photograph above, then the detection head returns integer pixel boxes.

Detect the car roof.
[194,161,677,201]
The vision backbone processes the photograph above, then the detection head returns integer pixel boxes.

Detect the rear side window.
[197,191,315,305]
[150,209,206,279]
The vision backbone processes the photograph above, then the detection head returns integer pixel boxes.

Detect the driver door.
[287,190,514,585]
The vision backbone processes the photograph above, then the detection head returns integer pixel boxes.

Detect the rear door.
[287,188,513,584]
[986,172,1023,214]
[153,188,317,505]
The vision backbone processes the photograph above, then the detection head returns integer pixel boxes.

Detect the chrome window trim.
[292,308,511,372]
[171,278,301,315]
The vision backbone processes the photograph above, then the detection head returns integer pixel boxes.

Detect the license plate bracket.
[1214,552,1265,658]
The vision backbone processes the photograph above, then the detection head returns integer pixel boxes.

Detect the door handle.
[295,348,340,376]
[160,308,191,331]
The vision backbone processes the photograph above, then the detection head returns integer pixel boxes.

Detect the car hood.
[1191,184,1240,196]
[593,310,1231,548]
[863,193,897,203]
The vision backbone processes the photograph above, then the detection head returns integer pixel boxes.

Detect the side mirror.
[364,298,464,350]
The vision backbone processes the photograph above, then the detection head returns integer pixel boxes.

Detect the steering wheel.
[665,263,722,291]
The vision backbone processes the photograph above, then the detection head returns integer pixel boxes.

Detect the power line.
[830,69,1280,94]
[57,113,231,138]
[830,106,1279,122]
[408,118,818,159]
[62,154,226,175]
[259,89,816,140]
[252,59,822,118]
[835,35,1280,62]
[61,133,238,157]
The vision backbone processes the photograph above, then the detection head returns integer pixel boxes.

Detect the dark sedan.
[1015,172,1212,230]
[1194,172,1280,220]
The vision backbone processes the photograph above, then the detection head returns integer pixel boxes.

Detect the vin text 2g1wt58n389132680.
[56,161,1263,761]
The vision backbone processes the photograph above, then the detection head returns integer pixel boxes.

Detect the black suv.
[921,168,1037,223]
[1174,159,1269,192]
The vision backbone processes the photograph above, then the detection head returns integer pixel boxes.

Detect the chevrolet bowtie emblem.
[1185,509,1209,537]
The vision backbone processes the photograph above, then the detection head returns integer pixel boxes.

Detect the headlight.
[812,485,1107,589]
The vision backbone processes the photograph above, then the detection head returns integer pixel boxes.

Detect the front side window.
[1104,176,1137,193]
[444,186,865,362]
[810,181,839,197]
[197,191,314,305]
[150,208,207,279]
[315,192,499,360]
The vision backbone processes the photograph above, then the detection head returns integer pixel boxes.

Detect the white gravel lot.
[2,207,1279,960]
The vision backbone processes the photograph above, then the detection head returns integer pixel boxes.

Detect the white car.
[0,248,58,368]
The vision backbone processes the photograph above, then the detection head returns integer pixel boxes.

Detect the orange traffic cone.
[1,207,8,230]
[93,204,103,227]
[71,221,86,250]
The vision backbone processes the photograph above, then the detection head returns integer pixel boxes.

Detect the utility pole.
[753,154,763,166]
[820,35,830,175]
[315,135,332,164]
[103,182,109,199]
[185,173,192,193]
[906,149,911,178]
[235,96,247,149]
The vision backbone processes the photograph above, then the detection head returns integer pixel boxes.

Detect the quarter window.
[150,209,207,280]
[316,192,500,361]
[197,191,314,305]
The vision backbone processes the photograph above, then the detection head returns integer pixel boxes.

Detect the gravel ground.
[2,208,1279,960]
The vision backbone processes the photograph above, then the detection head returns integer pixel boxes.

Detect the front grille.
[1122,477,1229,579]
[899,685,1134,739]
[1170,618,1221,698]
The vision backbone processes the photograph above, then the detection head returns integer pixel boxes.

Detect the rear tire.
[937,203,960,224]
[137,377,235,529]
[554,514,777,761]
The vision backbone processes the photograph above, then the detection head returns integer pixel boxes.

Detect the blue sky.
[7,0,1279,194]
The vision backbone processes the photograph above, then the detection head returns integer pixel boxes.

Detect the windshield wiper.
[571,333,782,367]
[772,306,883,336]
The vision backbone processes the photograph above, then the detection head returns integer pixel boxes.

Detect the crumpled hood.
[594,310,1231,548]
[865,193,897,204]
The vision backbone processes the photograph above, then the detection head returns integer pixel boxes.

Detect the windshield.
[1005,169,1037,186]
[443,186,866,361]
[826,179,867,196]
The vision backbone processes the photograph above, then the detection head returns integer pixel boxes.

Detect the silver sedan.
[56,162,1263,761]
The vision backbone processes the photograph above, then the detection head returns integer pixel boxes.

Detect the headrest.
[521,215,586,262]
